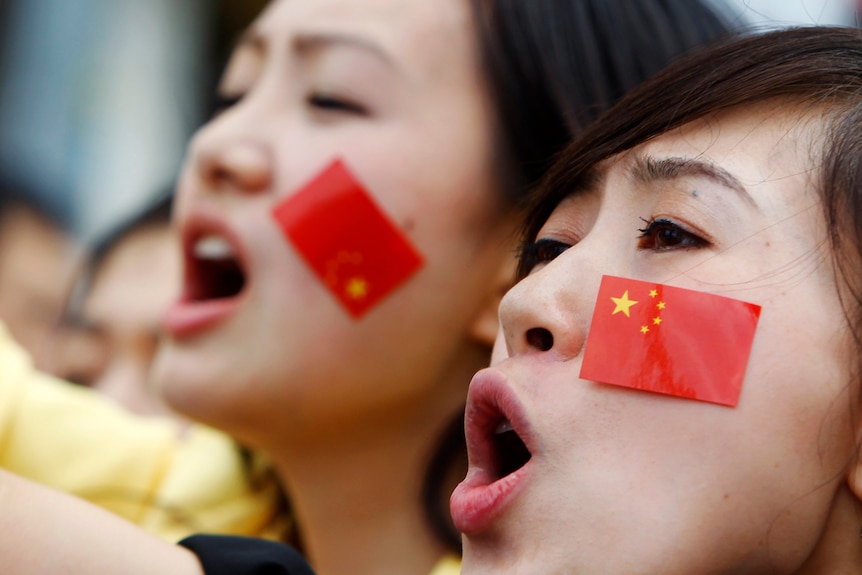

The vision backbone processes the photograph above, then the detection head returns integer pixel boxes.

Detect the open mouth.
[451,371,534,535]
[492,419,532,480]
[185,234,247,301]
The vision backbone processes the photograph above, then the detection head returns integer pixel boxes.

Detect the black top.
[179,534,316,575]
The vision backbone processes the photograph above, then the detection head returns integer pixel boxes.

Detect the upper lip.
[463,366,537,482]
[449,365,536,535]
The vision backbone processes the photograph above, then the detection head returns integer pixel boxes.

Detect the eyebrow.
[234,26,398,72]
[293,32,397,70]
[629,155,756,207]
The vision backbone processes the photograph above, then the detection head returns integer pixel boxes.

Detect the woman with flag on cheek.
[453,25,862,575]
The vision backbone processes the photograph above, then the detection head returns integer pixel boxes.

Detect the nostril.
[200,142,272,193]
[525,327,553,351]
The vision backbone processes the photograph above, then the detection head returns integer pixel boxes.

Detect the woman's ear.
[845,410,862,507]
[469,253,518,348]
[848,435,862,503]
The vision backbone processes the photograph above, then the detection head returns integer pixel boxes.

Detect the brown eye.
[637,218,706,251]
[517,238,571,278]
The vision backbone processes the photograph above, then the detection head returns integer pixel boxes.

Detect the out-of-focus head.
[419,0,738,548]
[156,0,526,448]
[155,0,737,437]
[456,26,862,574]
[51,192,182,421]
[0,177,77,369]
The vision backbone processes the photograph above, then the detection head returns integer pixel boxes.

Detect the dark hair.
[422,0,740,552]
[471,0,738,206]
[0,172,70,234]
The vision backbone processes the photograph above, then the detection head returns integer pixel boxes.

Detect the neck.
[269,419,454,575]
[251,340,490,575]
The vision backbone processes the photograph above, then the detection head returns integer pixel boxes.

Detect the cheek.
[741,286,857,468]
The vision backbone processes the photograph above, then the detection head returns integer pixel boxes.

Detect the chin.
[461,544,547,575]
[152,344,231,421]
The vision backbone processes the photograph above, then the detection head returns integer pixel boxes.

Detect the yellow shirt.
[429,555,462,575]
[0,323,283,542]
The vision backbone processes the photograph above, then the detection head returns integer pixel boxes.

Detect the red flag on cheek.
[579,275,761,407]
[272,160,424,319]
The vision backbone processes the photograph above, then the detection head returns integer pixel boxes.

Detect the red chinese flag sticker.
[272,160,424,319]
[579,275,761,406]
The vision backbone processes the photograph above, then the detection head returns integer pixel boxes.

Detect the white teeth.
[193,235,234,260]
[495,419,513,435]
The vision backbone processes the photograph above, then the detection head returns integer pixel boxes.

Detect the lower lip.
[450,459,530,535]
[161,298,242,338]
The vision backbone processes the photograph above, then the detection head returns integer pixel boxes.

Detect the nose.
[498,256,600,361]
[188,116,275,195]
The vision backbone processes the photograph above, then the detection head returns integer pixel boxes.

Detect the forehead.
[630,104,821,180]
[549,104,826,229]
[255,0,476,72]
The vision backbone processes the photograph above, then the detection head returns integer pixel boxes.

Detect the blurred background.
[0,0,854,243]
[0,0,270,372]
[0,0,268,242]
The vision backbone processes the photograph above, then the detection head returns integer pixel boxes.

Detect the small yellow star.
[652,316,662,325]
[649,289,658,298]
[345,277,369,300]
[656,301,666,310]
[640,325,650,334]
[611,290,639,317]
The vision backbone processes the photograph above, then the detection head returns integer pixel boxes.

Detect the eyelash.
[307,93,368,115]
[517,217,708,277]
[211,94,243,117]
[637,217,708,251]
[517,238,572,278]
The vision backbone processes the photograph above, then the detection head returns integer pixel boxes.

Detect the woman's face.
[51,224,182,421]
[454,105,861,573]
[153,0,512,445]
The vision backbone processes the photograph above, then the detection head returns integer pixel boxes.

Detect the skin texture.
[0,469,203,574]
[460,105,862,574]
[153,1,516,573]
[50,223,183,421]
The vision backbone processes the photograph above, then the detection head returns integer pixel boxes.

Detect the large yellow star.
[611,290,639,317]
[345,277,369,300]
